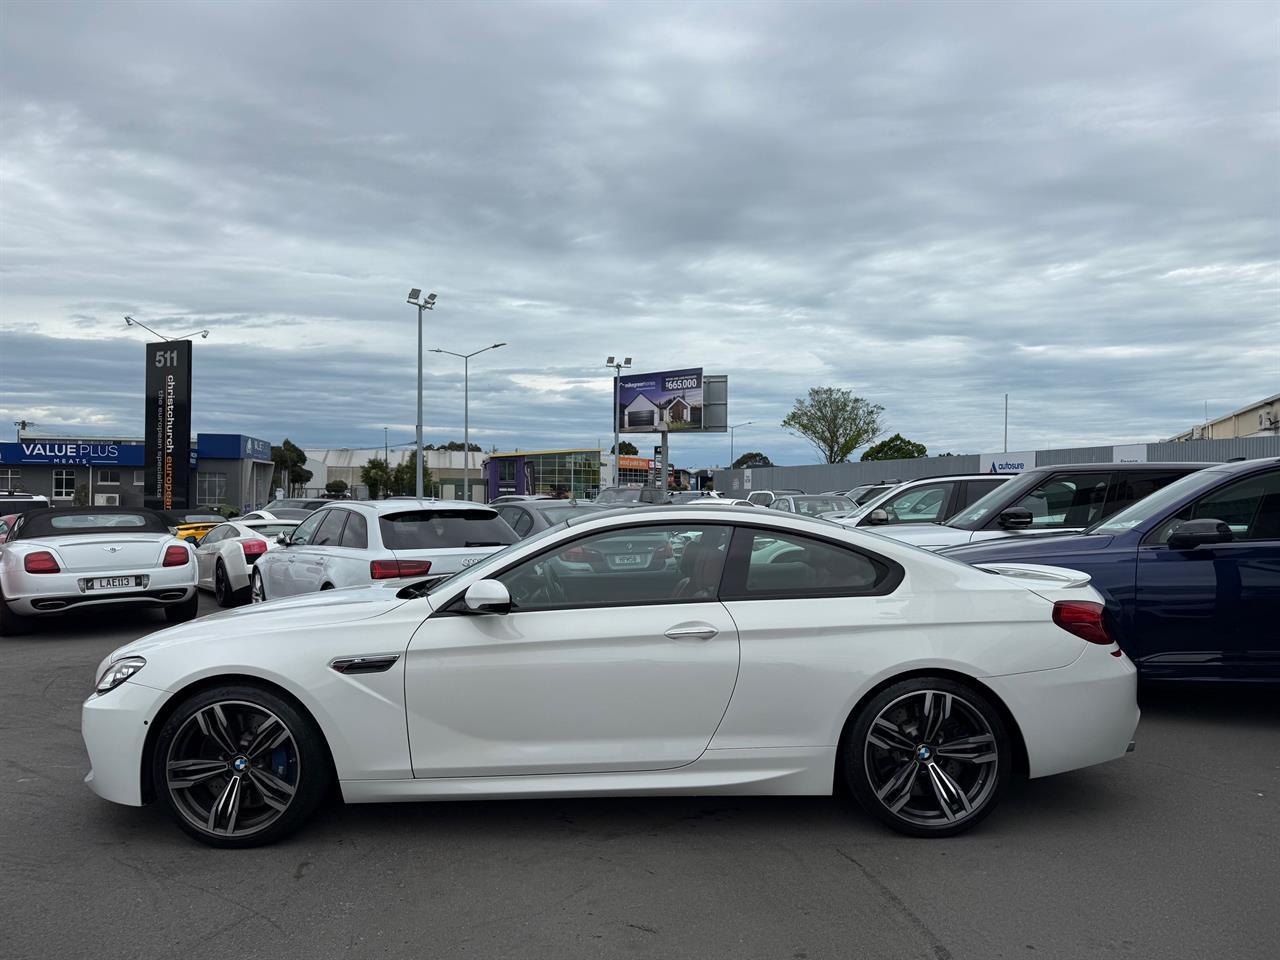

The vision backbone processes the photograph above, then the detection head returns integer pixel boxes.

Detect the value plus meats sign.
[144,340,193,510]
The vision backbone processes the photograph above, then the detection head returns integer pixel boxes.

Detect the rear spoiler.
[973,562,1092,589]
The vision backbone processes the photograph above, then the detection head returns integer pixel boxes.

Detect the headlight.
[95,656,147,694]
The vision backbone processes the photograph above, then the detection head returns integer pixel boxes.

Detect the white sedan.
[81,504,1138,847]
[0,507,197,635]
[193,519,299,607]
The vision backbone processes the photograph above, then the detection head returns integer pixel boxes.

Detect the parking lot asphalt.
[1,595,1276,960]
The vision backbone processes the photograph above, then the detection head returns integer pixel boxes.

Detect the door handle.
[665,625,718,641]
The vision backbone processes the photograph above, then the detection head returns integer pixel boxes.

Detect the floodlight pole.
[407,290,438,499]
[729,420,754,467]
[605,357,632,486]
[430,343,506,501]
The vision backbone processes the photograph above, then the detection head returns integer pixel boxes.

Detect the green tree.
[731,451,772,469]
[611,441,639,455]
[781,388,884,464]
[360,458,393,500]
[861,434,927,461]
[325,479,349,497]
[271,439,312,494]
[390,450,433,496]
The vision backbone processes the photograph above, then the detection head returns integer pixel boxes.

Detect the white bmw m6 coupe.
[81,504,1139,847]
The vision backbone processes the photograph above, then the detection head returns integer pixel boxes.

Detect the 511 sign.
[143,340,193,510]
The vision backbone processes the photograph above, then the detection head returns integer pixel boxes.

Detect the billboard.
[618,367,707,433]
[144,340,193,510]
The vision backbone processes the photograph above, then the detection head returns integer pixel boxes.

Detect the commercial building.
[1166,394,1280,441]
[0,433,273,511]
[305,447,486,501]
[484,449,603,501]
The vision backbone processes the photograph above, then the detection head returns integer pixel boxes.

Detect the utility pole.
[406,290,437,499]
[1003,394,1008,453]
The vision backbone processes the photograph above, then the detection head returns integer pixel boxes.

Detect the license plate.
[84,575,146,592]
[612,554,644,566]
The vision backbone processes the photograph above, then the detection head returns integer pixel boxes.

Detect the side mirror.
[276,533,292,546]
[867,508,890,525]
[464,579,512,614]
[1167,518,1233,551]
[997,507,1034,530]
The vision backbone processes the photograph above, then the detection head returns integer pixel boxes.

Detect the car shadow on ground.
[1138,681,1280,725]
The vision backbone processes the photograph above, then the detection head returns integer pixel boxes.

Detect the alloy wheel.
[164,701,300,839]
[863,689,999,828]
[214,564,228,605]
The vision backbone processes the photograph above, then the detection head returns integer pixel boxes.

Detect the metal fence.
[712,436,1280,495]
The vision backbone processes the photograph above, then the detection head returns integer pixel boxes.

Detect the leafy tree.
[861,434,927,462]
[271,439,312,494]
[611,441,639,456]
[439,441,482,452]
[390,450,433,496]
[360,458,393,500]
[781,388,884,464]
[325,479,349,496]
[732,451,772,469]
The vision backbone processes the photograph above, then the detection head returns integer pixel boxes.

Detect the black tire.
[251,569,266,604]
[0,593,31,636]
[843,677,1011,838]
[213,560,245,608]
[152,683,331,848]
[164,592,200,624]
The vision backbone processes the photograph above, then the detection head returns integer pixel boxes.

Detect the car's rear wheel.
[153,684,330,847]
[213,560,244,607]
[0,591,30,636]
[251,569,266,603]
[844,677,1010,838]
[164,592,200,624]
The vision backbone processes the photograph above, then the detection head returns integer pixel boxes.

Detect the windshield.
[793,496,853,516]
[595,488,641,504]
[851,485,894,505]
[948,472,1042,529]
[1088,469,1222,535]
[245,523,297,537]
[536,504,605,524]
[379,510,520,550]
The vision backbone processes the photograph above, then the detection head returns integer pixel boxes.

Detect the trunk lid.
[391,545,506,575]
[973,561,1096,605]
[40,534,173,572]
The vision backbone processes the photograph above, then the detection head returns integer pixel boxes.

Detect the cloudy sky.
[1,0,1276,468]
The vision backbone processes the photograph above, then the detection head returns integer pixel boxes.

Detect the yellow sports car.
[164,512,226,544]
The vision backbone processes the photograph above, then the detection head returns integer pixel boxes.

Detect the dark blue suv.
[941,458,1280,682]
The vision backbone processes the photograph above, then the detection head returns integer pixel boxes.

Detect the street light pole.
[729,420,754,467]
[406,290,437,499]
[604,356,632,486]
[429,342,506,501]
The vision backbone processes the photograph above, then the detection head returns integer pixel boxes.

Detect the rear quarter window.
[379,510,519,550]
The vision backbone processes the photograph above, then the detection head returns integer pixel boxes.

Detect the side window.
[722,528,898,600]
[290,510,327,546]
[495,524,731,611]
[496,506,519,528]
[339,512,368,549]
[199,525,227,545]
[771,499,791,512]
[313,510,348,546]
[1007,472,1110,528]
[512,511,535,537]
[1106,471,1187,516]
[1152,470,1280,543]
[882,483,953,523]
[960,479,1005,509]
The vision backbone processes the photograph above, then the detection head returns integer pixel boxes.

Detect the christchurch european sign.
[144,340,193,510]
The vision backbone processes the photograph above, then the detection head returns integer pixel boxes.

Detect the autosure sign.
[618,368,704,433]
[144,340,193,510]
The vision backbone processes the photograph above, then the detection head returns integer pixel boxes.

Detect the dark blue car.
[941,458,1280,682]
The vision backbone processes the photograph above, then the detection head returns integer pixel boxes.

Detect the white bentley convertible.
[81,505,1138,847]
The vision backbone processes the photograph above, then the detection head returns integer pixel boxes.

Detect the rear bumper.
[8,584,195,616]
[3,565,196,615]
[986,644,1140,779]
[82,680,168,806]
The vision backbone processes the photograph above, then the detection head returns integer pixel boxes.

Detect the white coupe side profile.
[1,508,197,635]
[193,518,299,607]
[81,505,1138,847]
[249,500,518,601]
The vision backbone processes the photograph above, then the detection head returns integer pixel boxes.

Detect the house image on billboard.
[623,394,700,429]
[658,396,693,426]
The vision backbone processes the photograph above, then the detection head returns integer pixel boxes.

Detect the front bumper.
[985,643,1140,779]
[81,680,169,806]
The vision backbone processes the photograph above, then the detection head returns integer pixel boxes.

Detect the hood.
[939,533,1115,563]
[105,583,414,665]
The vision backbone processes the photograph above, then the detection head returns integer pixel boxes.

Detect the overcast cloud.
[1,0,1277,467]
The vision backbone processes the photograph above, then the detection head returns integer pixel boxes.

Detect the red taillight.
[241,539,268,561]
[370,559,433,580]
[24,551,60,574]
[1052,600,1111,645]
[163,545,190,567]
[561,546,603,564]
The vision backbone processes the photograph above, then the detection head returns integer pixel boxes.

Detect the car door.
[861,481,957,526]
[193,524,230,587]
[1133,468,1280,680]
[403,521,740,777]
[297,509,349,591]
[269,509,326,597]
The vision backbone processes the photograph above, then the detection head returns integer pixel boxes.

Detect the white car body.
[831,474,1012,528]
[0,511,195,621]
[194,519,298,604]
[83,505,1138,839]
[250,499,517,601]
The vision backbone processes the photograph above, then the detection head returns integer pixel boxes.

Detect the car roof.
[326,499,499,514]
[1021,461,1218,473]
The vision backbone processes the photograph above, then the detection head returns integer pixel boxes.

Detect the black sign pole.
[143,340,193,511]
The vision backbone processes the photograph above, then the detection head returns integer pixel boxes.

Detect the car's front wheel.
[844,677,1010,838]
[251,569,266,604]
[152,684,331,847]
